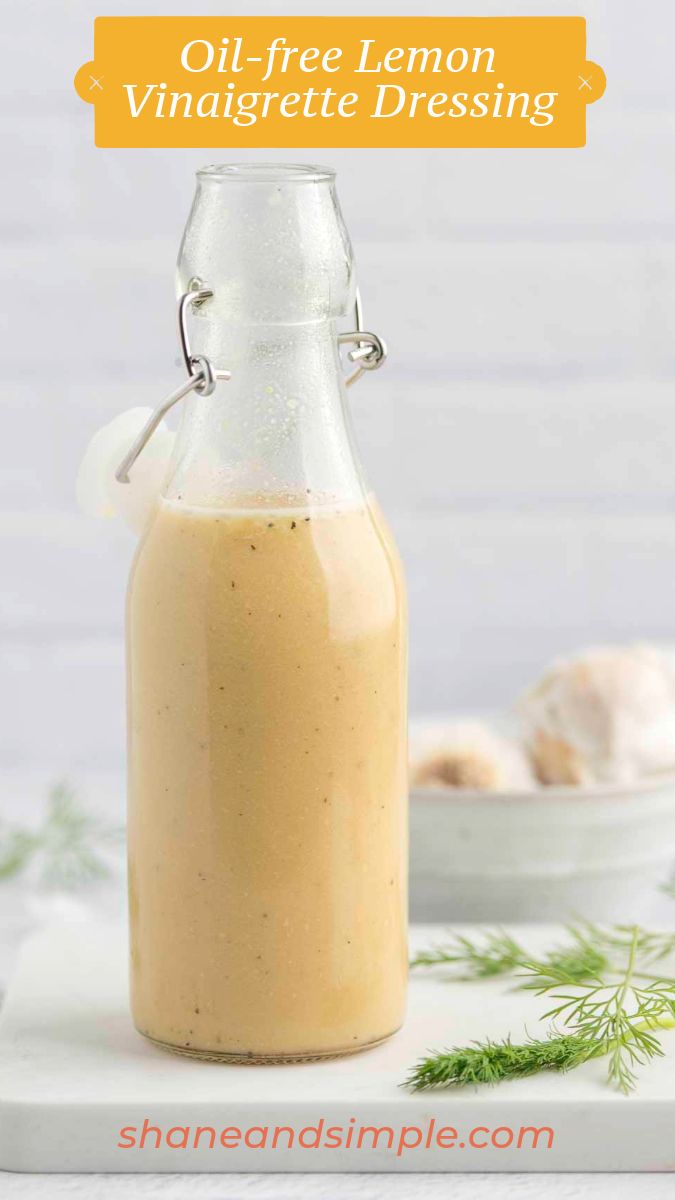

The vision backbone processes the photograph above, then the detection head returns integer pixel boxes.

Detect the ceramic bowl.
[409,773,675,923]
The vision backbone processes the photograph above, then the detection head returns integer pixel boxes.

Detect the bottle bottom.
[140,1026,401,1064]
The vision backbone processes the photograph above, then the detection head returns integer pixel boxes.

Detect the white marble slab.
[2,922,675,1174]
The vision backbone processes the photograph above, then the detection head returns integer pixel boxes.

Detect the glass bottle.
[127,163,408,1062]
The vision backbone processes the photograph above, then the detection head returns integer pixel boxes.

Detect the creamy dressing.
[127,496,408,1059]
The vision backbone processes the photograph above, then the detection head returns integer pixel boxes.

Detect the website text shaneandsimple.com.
[117,1117,555,1157]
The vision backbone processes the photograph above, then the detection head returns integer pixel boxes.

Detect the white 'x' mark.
[578,74,592,91]
[89,75,104,91]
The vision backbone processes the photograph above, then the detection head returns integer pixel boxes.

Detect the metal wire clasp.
[115,285,230,484]
[339,290,387,387]
[115,281,386,483]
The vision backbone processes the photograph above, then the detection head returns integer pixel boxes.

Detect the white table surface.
[1,767,675,1195]
[4,1170,675,1199]
[2,929,675,1197]
[7,923,675,1176]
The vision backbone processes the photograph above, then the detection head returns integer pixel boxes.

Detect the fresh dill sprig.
[0,782,123,889]
[410,923,610,984]
[407,923,675,1095]
[410,929,525,978]
[406,1033,595,1091]
[519,926,675,1093]
[0,826,39,881]
[540,924,610,982]
[581,921,675,967]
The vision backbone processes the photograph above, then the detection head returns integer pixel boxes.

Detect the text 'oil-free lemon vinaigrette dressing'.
[127,164,408,1061]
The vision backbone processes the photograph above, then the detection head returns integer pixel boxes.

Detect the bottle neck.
[164,319,367,512]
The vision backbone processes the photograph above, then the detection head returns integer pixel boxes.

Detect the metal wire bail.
[179,281,215,382]
[115,285,227,484]
[115,280,386,484]
[339,289,388,388]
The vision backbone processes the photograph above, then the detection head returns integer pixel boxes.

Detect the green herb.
[411,923,609,983]
[0,782,123,889]
[582,921,675,967]
[539,923,611,982]
[410,928,525,978]
[406,1033,595,1091]
[407,922,675,1094]
[0,827,39,881]
[519,927,675,1093]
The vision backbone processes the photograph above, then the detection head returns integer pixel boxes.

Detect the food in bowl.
[520,643,675,786]
[411,643,675,792]
[410,720,535,791]
[409,643,675,921]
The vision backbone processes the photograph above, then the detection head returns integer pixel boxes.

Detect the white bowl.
[410,774,675,923]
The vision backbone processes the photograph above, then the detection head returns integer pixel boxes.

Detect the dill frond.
[411,923,611,984]
[0,827,39,880]
[539,924,610,982]
[0,782,123,889]
[518,926,675,1093]
[410,929,524,978]
[405,1033,595,1091]
[407,923,675,1095]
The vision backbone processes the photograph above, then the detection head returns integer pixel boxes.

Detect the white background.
[3,0,675,776]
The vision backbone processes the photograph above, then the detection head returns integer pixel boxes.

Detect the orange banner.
[74,16,605,149]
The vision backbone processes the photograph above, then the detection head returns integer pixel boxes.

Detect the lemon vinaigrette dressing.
[126,165,408,1061]
[128,495,406,1058]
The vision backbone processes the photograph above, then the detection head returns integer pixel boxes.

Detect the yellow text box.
[74,16,606,148]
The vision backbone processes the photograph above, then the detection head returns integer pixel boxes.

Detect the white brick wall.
[3,0,675,770]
